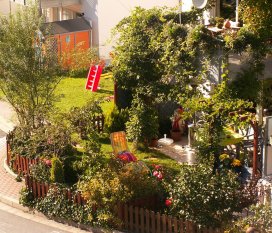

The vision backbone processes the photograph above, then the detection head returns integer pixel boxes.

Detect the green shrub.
[30,162,51,183]
[50,157,65,183]
[35,186,90,224]
[9,119,72,159]
[227,204,272,233]
[165,163,256,228]
[19,187,34,207]
[104,106,129,133]
[126,97,159,148]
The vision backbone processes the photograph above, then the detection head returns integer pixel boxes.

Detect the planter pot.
[170,130,182,142]
[149,138,158,147]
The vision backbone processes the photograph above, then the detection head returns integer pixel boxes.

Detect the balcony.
[41,0,81,12]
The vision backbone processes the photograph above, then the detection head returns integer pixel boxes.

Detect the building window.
[65,35,70,43]
[62,9,74,20]
[220,0,236,21]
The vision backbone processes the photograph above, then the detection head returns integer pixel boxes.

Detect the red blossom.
[165,198,172,207]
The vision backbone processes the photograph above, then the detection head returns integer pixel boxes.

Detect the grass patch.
[55,72,114,115]
[99,134,180,173]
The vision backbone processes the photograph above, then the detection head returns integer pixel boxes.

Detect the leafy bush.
[66,99,102,153]
[104,106,129,133]
[19,187,34,207]
[9,120,72,159]
[30,161,51,183]
[126,97,159,148]
[165,163,256,228]
[35,186,91,224]
[78,167,130,228]
[78,160,163,227]
[228,204,272,233]
[50,157,65,183]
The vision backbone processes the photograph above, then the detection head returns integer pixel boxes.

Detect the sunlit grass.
[55,72,114,115]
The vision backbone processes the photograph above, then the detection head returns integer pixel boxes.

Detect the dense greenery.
[111,7,219,146]
[0,3,61,128]
[11,2,272,231]
[165,163,256,228]
[240,0,272,39]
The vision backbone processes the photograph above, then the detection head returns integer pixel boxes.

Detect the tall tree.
[240,0,272,39]
[0,3,61,128]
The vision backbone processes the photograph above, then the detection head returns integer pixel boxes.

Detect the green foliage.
[229,67,261,104]
[215,17,224,28]
[9,119,72,159]
[19,187,34,207]
[165,163,256,228]
[261,79,272,109]
[126,97,159,148]
[50,157,65,183]
[240,0,272,39]
[183,80,252,164]
[228,204,272,233]
[35,186,91,224]
[66,99,102,142]
[224,26,266,57]
[0,2,61,128]
[78,160,162,227]
[104,106,129,133]
[30,162,51,183]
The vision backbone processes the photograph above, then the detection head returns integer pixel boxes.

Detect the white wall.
[0,0,21,16]
[89,0,178,59]
[181,0,192,11]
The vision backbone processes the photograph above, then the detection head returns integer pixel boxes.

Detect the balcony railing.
[41,0,81,9]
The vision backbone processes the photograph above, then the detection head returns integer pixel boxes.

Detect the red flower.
[155,165,161,170]
[44,159,52,167]
[165,198,172,207]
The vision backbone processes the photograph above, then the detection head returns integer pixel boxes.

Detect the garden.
[0,1,272,233]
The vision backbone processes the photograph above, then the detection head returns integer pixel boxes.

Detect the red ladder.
[85,65,103,92]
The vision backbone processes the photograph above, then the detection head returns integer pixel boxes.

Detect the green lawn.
[99,134,180,173]
[55,72,115,115]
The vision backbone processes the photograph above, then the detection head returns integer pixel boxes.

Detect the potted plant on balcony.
[170,107,185,142]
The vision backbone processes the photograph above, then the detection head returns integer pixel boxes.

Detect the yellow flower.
[232,159,241,167]
[219,153,229,161]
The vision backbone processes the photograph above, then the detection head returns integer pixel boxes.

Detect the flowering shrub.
[227,204,272,233]
[151,164,164,180]
[165,163,256,228]
[219,153,243,174]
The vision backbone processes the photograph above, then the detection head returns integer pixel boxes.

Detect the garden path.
[154,136,196,164]
[0,136,23,202]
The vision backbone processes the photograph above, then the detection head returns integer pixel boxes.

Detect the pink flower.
[44,159,51,167]
[165,198,172,207]
[153,171,159,177]
[157,171,163,180]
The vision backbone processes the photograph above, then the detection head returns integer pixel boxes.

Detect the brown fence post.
[6,141,10,166]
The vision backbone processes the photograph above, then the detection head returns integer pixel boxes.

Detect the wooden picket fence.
[23,178,272,233]
[25,175,86,205]
[6,143,39,176]
[116,203,223,233]
[258,182,272,206]
[25,176,223,233]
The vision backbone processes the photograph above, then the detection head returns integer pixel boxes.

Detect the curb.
[3,158,17,178]
[0,115,14,134]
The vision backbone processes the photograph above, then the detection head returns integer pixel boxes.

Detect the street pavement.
[0,202,90,233]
